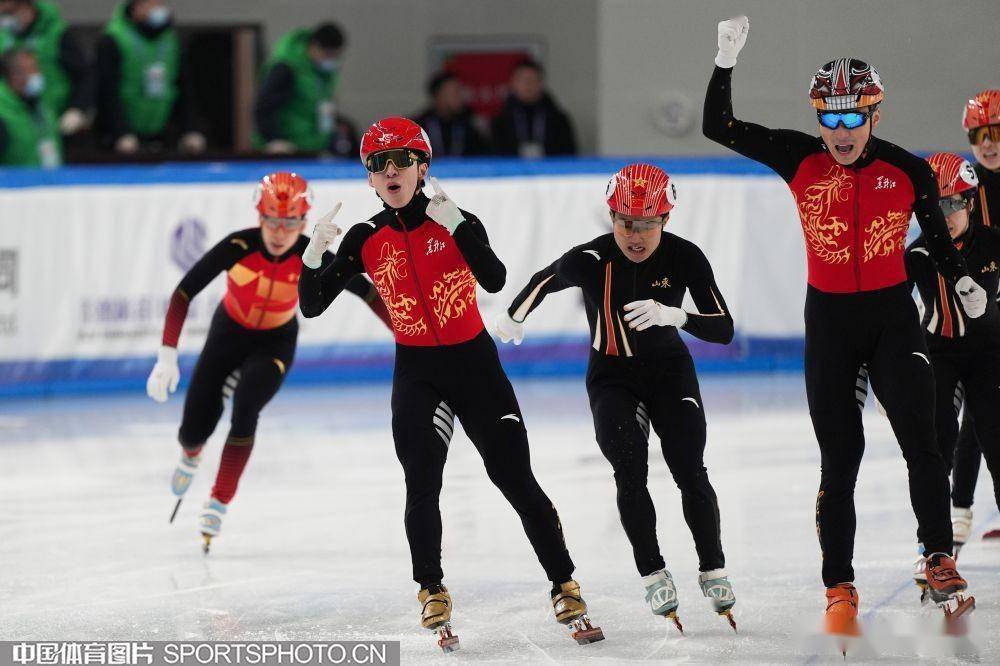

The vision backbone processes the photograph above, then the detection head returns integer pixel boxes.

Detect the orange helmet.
[606,163,676,217]
[962,89,1000,131]
[254,172,312,218]
[926,152,978,198]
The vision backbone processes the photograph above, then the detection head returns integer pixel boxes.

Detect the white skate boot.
[699,568,737,631]
[168,449,201,523]
[952,507,972,556]
[199,498,227,554]
[642,569,682,632]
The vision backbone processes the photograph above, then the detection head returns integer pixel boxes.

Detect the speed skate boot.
[551,580,604,644]
[698,569,737,631]
[825,583,860,657]
[642,569,682,633]
[168,447,202,523]
[952,507,972,556]
[924,553,975,630]
[913,550,929,600]
[198,498,227,554]
[418,585,459,653]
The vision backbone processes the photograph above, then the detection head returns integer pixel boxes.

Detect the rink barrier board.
[0,334,806,399]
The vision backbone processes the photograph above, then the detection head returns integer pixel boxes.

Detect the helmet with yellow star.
[606,163,676,217]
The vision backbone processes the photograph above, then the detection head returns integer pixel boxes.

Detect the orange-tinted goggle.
[967,124,1000,145]
[365,149,422,173]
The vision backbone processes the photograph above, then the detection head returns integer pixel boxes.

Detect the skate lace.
[930,565,959,582]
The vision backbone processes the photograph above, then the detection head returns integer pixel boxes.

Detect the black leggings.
[805,284,952,587]
[391,330,573,588]
[933,350,1000,512]
[178,307,295,448]
[587,353,723,576]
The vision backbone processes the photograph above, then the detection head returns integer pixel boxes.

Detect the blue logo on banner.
[171,218,207,272]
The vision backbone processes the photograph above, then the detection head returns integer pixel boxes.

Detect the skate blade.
[169,498,182,524]
[665,611,684,635]
[570,615,605,645]
[720,609,737,633]
[941,595,975,636]
[201,533,213,555]
[434,623,460,653]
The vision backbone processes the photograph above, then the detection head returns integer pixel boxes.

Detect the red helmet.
[962,89,1000,131]
[359,116,432,167]
[255,172,311,218]
[606,163,676,217]
[926,152,979,198]
[809,58,884,111]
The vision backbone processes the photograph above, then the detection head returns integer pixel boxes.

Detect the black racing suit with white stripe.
[508,231,733,574]
[951,163,1000,510]
[906,223,1000,514]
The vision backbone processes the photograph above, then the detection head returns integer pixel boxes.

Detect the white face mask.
[23,72,45,98]
[0,13,21,31]
[317,58,341,74]
[146,6,171,28]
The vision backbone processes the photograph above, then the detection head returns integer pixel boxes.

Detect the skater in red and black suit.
[297,117,603,650]
[703,16,986,633]
[146,171,389,552]
[905,153,1000,571]
[949,90,1000,549]
[497,163,737,632]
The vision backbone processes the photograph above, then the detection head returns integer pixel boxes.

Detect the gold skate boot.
[418,585,459,652]
[551,580,605,644]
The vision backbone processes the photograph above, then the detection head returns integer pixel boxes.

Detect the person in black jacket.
[905,152,1000,561]
[491,58,576,158]
[497,164,736,632]
[413,71,490,156]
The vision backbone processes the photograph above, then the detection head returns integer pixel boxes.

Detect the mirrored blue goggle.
[817,110,870,130]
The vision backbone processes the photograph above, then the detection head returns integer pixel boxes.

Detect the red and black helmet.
[359,116,432,167]
[606,164,676,217]
[926,152,979,198]
[254,172,311,218]
[962,89,1000,131]
[809,58,884,111]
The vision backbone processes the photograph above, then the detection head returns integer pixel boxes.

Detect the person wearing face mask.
[702,16,982,636]
[253,22,351,156]
[96,0,205,156]
[496,164,737,633]
[412,71,490,157]
[905,152,1000,574]
[949,90,1000,551]
[0,47,60,166]
[297,117,605,652]
[0,0,91,136]
[490,58,576,158]
[146,172,388,554]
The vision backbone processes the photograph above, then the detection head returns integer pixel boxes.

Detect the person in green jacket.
[0,47,60,166]
[253,22,350,155]
[95,0,204,156]
[0,0,90,136]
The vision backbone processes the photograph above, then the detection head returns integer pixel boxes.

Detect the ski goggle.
[817,110,871,130]
[967,124,1000,145]
[365,149,422,173]
[938,197,970,216]
[612,216,664,233]
[261,216,305,231]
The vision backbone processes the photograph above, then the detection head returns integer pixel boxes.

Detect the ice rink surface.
[2,372,998,664]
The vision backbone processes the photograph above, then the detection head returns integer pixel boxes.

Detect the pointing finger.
[429,176,444,197]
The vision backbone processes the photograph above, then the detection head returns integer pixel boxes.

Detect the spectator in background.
[491,58,576,158]
[413,71,490,157]
[0,0,90,137]
[254,22,354,156]
[96,0,205,156]
[0,48,60,166]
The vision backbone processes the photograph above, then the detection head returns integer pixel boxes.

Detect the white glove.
[715,15,749,68]
[302,203,343,269]
[58,107,88,135]
[264,139,296,155]
[623,299,688,331]
[426,176,465,234]
[115,133,139,154]
[956,275,987,318]
[495,312,524,345]
[178,131,207,154]
[146,345,180,403]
